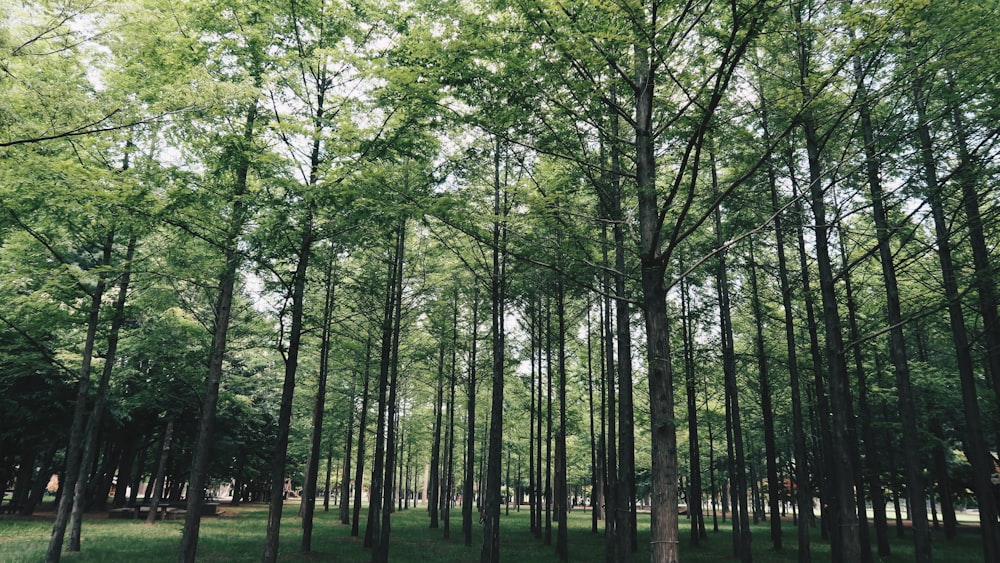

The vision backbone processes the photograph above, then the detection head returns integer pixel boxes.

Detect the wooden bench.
[108,507,138,519]
[137,506,166,520]
[165,507,187,520]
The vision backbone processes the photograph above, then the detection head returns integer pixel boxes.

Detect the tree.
[853,44,929,561]
[713,182,751,563]
[911,54,1000,563]
[176,3,267,556]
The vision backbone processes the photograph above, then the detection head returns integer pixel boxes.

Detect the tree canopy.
[3,1,1000,562]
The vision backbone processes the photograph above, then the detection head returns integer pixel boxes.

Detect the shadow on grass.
[0,502,985,562]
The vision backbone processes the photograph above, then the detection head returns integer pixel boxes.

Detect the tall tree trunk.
[462,288,479,547]
[45,232,112,563]
[610,137,637,559]
[747,241,781,550]
[913,74,1000,563]
[481,139,507,563]
[395,414,405,513]
[679,259,705,546]
[406,440,413,510]
[21,444,56,516]
[351,339,372,537]
[326,440,335,513]
[640,258,679,563]
[94,441,119,509]
[478,414,487,513]
[128,440,146,507]
[856,311,891,555]
[9,453,34,513]
[854,56,923,559]
[764,132,811,562]
[599,86,624,562]
[748,454,762,523]
[68,232,136,549]
[916,318,958,540]
[339,368,356,522]
[529,300,538,536]
[948,90,1000,439]
[443,293,458,539]
[706,384,719,533]
[554,260,568,560]
[787,172,831,539]
[545,300,553,547]
[601,225,618,561]
[112,436,137,509]
[505,445,511,516]
[364,233,400,551]
[145,418,174,525]
[714,193,751,563]
[586,299,603,532]
[262,211,315,563]
[429,328,446,528]
[179,83,259,563]
[537,298,546,541]
[835,231,875,563]
[794,6,860,558]
[725,391,738,554]
[300,249,335,552]
[931,425,958,540]
[375,221,406,563]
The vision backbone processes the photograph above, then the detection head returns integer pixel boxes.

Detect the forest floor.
[0,500,987,562]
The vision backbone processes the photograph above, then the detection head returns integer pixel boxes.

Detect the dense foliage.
[2,1,999,562]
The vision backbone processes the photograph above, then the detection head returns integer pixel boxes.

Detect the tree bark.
[375,221,406,563]
[326,440,335,513]
[794,7,860,557]
[608,120,636,558]
[21,444,56,516]
[634,27,682,559]
[429,327,446,528]
[787,170,831,540]
[300,246,334,553]
[545,300,553,547]
[145,418,174,525]
[586,298,603,533]
[836,232,875,563]
[948,91,1000,440]
[764,133,811,563]
[713,192,751,563]
[45,232,112,563]
[443,294,458,539]
[529,300,538,536]
[931,426,958,540]
[262,210,314,563]
[351,339,372,537]
[480,139,506,562]
[706,386,719,533]
[339,367,356,522]
[679,259,705,546]
[855,57,926,559]
[914,74,1000,563]
[179,79,259,563]
[112,435,137,510]
[364,237,399,551]
[554,259,568,561]
[601,225,618,562]
[747,241,781,551]
[462,287,479,547]
[68,232,136,550]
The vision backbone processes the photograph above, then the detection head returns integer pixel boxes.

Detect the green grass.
[0,503,985,562]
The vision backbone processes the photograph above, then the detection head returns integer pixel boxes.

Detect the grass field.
[0,502,986,562]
